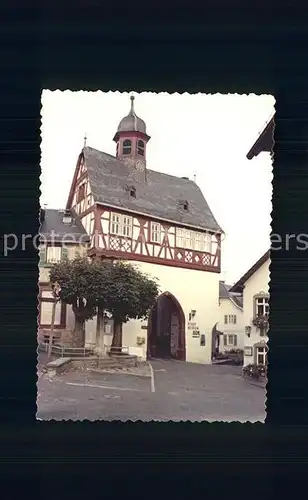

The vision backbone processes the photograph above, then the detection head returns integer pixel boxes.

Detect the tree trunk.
[73,316,85,347]
[96,307,104,351]
[111,318,123,354]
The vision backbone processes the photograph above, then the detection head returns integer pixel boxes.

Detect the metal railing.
[38,341,131,357]
[38,342,96,357]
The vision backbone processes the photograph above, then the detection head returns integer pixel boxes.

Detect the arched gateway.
[147,292,186,361]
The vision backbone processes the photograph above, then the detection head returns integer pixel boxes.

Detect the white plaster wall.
[217,298,244,351]
[39,266,50,283]
[242,258,270,366]
[122,260,220,364]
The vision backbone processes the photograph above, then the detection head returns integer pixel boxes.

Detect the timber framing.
[87,204,221,273]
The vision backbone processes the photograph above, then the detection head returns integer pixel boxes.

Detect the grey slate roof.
[219,281,232,299]
[231,295,243,308]
[39,208,90,243]
[83,146,223,233]
[219,281,243,308]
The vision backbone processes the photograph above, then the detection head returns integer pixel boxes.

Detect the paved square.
[37,358,266,422]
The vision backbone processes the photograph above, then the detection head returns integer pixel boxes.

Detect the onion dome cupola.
[113,95,151,172]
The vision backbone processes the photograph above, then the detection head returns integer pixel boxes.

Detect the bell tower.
[113,95,151,172]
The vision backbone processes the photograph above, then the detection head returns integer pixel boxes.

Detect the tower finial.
[84,133,87,147]
[130,94,135,112]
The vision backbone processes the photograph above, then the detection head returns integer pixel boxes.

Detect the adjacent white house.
[229,251,270,367]
[217,281,244,353]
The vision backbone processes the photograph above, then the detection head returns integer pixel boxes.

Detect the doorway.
[147,292,186,361]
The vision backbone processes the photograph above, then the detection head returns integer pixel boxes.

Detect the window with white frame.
[223,334,237,347]
[46,246,61,263]
[122,216,132,237]
[110,213,132,238]
[194,232,203,251]
[255,296,269,317]
[150,222,161,243]
[255,346,267,365]
[110,213,121,235]
[176,228,185,248]
[185,230,194,249]
[176,228,212,252]
[204,232,212,253]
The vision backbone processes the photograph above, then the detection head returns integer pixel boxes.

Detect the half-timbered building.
[65,96,223,364]
[38,207,89,345]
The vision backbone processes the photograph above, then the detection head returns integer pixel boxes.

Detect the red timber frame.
[65,153,221,273]
[88,205,221,274]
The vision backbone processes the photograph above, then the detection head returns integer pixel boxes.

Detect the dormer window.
[178,199,189,211]
[137,139,145,156]
[62,210,72,224]
[122,139,132,155]
[130,187,136,198]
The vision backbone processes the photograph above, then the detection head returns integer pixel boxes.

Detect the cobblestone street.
[37,357,266,422]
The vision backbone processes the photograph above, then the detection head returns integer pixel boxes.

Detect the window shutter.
[224,315,228,324]
[234,335,237,346]
[39,247,47,264]
[234,315,237,324]
[223,335,227,346]
[61,247,69,260]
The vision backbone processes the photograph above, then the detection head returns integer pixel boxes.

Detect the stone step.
[97,358,122,369]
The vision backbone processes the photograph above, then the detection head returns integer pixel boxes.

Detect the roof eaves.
[95,200,223,234]
[246,116,274,160]
[229,250,270,293]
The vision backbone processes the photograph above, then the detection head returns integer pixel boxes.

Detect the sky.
[41,91,275,285]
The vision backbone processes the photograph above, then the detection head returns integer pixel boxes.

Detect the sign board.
[244,346,253,356]
[192,330,200,338]
[188,322,197,330]
[104,324,112,335]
